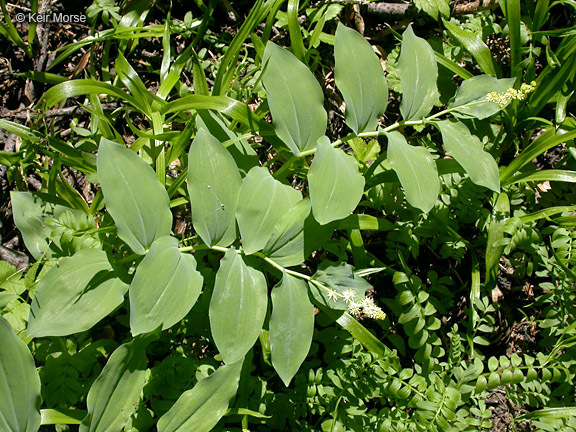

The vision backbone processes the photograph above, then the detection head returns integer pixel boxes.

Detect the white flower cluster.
[341,289,386,320]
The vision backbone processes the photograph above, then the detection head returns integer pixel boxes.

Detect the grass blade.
[443,19,497,76]
[502,169,576,186]
[287,0,306,62]
[500,0,522,80]
[213,0,268,95]
[501,129,576,181]
[41,79,139,109]
[161,95,265,131]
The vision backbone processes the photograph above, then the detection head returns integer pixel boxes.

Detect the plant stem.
[181,244,347,299]
[278,99,490,163]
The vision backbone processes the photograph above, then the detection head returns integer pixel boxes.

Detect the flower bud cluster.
[485,81,537,108]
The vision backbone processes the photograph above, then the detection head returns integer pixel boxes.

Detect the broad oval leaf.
[236,166,301,255]
[262,42,327,156]
[187,129,242,247]
[270,273,314,386]
[196,110,259,175]
[209,249,268,364]
[449,75,516,119]
[130,236,203,336]
[262,198,311,267]
[334,23,388,134]
[10,191,88,259]
[79,339,147,432]
[435,120,500,192]
[386,131,439,212]
[398,25,440,121]
[27,249,128,337]
[309,137,365,225]
[157,359,243,432]
[0,316,41,432]
[97,138,172,255]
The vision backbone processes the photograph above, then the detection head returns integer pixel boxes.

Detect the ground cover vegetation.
[0,0,575,430]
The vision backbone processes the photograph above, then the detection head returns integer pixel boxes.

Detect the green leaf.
[500,0,521,80]
[334,23,388,134]
[287,0,306,62]
[524,39,576,120]
[97,138,172,255]
[10,191,88,260]
[443,19,497,75]
[502,169,576,186]
[225,408,271,419]
[79,339,147,432]
[27,249,128,337]
[0,149,24,166]
[386,131,439,212]
[263,198,311,267]
[41,79,139,108]
[501,129,576,182]
[213,0,269,95]
[336,214,395,232]
[435,120,500,192]
[414,0,450,20]
[196,110,259,175]
[161,95,266,131]
[270,272,315,386]
[236,166,302,255]
[349,138,381,163]
[262,42,327,156]
[521,406,576,420]
[114,52,156,115]
[309,262,371,310]
[129,236,203,336]
[157,43,194,99]
[449,75,516,119]
[42,210,101,255]
[0,316,41,432]
[485,192,510,287]
[309,137,365,225]
[518,206,576,224]
[209,250,268,364]
[0,293,17,312]
[398,25,440,121]
[187,130,241,247]
[326,310,399,366]
[40,409,85,425]
[157,360,243,432]
[0,119,42,142]
[0,262,25,296]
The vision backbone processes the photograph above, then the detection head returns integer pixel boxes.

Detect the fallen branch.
[0,244,29,270]
[333,0,499,19]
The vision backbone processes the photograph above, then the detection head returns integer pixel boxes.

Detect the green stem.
[281,99,490,163]
[178,244,209,253]
[180,244,349,300]
[116,253,142,265]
